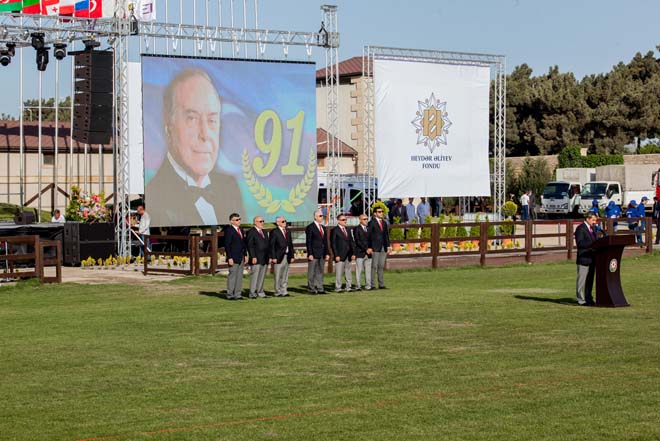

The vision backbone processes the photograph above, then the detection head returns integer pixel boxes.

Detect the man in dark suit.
[368,205,391,289]
[330,214,356,292]
[224,212,247,300]
[146,68,244,227]
[352,214,372,290]
[269,216,295,297]
[574,212,600,306]
[305,210,330,294]
[246,215,269,299]
[389,198,408,224]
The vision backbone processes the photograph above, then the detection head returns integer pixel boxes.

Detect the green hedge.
[558,145,624,168]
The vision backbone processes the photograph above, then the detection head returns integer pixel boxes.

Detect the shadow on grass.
[199,291,234,301]
[514,295,577,306]
[287,284,335,295]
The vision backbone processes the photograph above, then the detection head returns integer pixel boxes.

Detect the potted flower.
[390,216,404,251]
[420,215,432,251]
[406,217,419,252]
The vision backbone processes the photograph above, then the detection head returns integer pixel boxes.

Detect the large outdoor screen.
[142,55,317,227]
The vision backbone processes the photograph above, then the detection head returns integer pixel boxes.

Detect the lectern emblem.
[411,93,452,153]
[609,258,618,273]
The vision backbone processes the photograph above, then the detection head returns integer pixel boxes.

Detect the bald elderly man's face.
[167,75,221,184]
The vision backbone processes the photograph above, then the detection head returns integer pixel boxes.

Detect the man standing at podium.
[575,212,599,306]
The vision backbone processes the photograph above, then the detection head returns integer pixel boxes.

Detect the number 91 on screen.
[252,110,307,178]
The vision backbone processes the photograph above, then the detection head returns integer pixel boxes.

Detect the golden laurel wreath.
[242,149,317,214]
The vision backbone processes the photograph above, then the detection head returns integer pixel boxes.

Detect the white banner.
[374,59,491,198]
[135,0,156,21]
[127,61,144,194]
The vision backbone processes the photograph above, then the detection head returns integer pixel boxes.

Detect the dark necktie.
[341,226,347,238]
[258,229,264,239]
[318,224,324,237]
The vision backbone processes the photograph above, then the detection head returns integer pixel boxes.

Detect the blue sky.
[2,0,660,117]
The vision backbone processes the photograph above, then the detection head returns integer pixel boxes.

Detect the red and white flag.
[58,0,77,15]
[41,0,60,15]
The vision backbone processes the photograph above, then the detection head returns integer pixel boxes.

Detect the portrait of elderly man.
[146,68,245,226]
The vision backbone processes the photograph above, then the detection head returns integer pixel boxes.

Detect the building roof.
[317,128,357,157]
[316,56,370,80]
[0,121,112,153]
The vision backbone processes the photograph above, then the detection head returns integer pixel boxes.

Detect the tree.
[22,97,72,122]
[498,47,660,155]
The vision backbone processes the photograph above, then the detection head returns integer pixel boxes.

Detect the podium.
[592,235,635,307]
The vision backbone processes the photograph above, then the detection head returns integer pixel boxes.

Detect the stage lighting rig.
[30,33,50,71]
[0,47,11,67]
[83,39,100,51]
[36,47,49,71]
[30,32,45,50]
[53,42,67,60]
[317,21,329,48]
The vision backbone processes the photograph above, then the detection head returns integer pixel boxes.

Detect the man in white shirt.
[405,198,416,223]
[416,197,431,223]
[145,68,244,226]
[136,205,151,257]
[51,209,66,223]
[520,190,530,220]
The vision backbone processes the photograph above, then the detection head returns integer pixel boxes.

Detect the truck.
[578,164,658,214]
[540,181,583,218]
[540,168,595,217]
[317,172,377,215]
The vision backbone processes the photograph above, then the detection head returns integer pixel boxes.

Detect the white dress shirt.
[168,153,218,225]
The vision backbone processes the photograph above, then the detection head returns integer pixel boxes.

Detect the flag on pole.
[0,0,23,13]
[135,0,155,21]
[58,0,77,15]
[41,0,61,15]
[74,0,116,18]
[21,0,41,14]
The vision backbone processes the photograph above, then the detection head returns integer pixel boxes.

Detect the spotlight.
[53,42,67,60]
[36,47,49,71]
[1,27,7,39]
[317,21,329,48]
[107,35,116,45]
[30,32,45,51]
[6,42,15,57]
[21,30,29,40]
[0,49,11,67]
[82,38,100,51]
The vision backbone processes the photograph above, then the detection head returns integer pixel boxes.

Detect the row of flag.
[0,0,156,20]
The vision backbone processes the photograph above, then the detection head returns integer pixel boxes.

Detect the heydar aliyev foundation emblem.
[411,93,452,153]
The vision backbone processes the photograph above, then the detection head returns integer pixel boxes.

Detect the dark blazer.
[269,227,294,264]
[389,204,408,223]
[575,222,597,266]
[368,217,390,252]
[352,224,371,259]
[246,227,270,265]
[224,225,246,262]
[305,222,328,259]
[330,226,354,261]
[146,157,245,227]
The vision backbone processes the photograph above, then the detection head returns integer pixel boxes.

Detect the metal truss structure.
[321,5,341,224]
[362,46,506,217]
[1,4,339,258]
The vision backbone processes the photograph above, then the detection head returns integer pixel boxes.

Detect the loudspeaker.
[14,210,36,225]
[63,222,116,265]
[72,50,114,146]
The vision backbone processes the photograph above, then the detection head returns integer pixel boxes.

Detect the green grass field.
[2,254,660,441]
